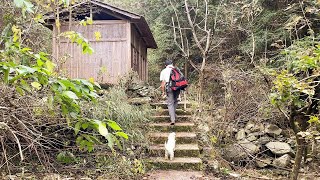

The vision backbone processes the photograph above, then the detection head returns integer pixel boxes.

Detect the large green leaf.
[80,79,94,89]
[59,79,75,89]
[79,140,94,152]
[82,134,94,142]
[113,135,122,150]
[61,104,68,116]
[106,133,114,149]
[94,82,101,89]
[3,67,9,84]
[115,132,128,140]
[23,0,34,13]
[17,65,35,74]
[13,0,34,13]
[81,122,89,130]
[56,81,67,91]
[14,0,24,8]
[16,86,25,96]
[37,59,44,67]
[74,121,81,135]
[87,142,94,152]
[21,80,32,91]
[45,60,56,74]
[56,151,75,164]
[62,91,79,100]
[63,0,70,6]
[107,120,122,131]
[95,120,108,137]
[76,136,83,145]
[31,81,41,90]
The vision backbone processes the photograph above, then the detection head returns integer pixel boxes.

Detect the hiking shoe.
[170,122,175,126]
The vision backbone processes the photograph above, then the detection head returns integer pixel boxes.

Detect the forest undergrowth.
[1,0,320,179]
[0,79,151,179]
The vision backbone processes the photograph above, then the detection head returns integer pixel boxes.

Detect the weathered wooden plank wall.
[131,26,147,81]
[52,20,130,84]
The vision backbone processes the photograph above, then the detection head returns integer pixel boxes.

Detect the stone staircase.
[147,101,202,170]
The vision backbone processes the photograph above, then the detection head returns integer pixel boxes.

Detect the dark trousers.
[167,89,180,123]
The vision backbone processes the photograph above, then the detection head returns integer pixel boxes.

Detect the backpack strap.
[165,67,174,92]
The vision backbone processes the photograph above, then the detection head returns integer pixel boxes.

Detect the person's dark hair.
[165,59,173,66]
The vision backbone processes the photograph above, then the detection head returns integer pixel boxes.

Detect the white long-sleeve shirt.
[160,65,174,82]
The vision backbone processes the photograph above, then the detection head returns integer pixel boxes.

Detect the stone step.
[149,144,200,157]
[145,170,203,180]
[148,157,202,171]
[152,109,192,116]
[151,101,191,109]
[149,122,195,132]
[150,115,192,122]
[148,132,197,144]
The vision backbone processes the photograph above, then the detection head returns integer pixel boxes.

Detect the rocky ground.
[2,82,320,179]
[126,83,159,105]
[221,120,320,177]
[144,170,204,180]
[223,121,296,168]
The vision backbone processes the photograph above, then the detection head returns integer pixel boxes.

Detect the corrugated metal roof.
[46,0,157,49]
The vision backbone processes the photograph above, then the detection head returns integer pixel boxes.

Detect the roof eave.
[45,0,158,49]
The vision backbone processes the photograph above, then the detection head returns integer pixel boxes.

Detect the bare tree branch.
[185,0,206,54]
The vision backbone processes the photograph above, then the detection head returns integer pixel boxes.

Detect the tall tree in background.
[170,0,223,103]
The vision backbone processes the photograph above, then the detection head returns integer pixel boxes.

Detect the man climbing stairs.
[147,101,202,171]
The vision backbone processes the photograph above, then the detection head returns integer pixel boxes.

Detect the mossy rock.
[150,115,192,122]
[149,122,194,132]
[149,144,200,157]
[152,109,192,116]
[146,157,203,171]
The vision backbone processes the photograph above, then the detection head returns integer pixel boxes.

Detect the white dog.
[164,132,176,160]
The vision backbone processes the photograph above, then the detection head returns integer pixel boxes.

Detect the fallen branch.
[0,122,24,161]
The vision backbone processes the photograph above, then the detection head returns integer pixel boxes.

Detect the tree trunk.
[198,70,204,105]
[184,61,188,109]
[291,134,305,180]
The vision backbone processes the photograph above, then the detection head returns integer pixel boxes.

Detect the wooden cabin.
[47,0,157,84]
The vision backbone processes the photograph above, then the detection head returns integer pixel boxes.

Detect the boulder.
[287,137,296,147]
[137,87,152,97]
[128,84,143,90]
[198,123,210,133]
[290,160,295,164]
[42,174,62,180]
[265,124,282,136]
[229,173,241,178]
[273,154,291,168]
[235,129,246,140]
[128,84,156,98]
[223,140,260,162]
[238,139,260,154]
[245,121,255,131]
[282,129,293,138]
[247,134,257,142]
[245,129,251,134]
[256,158,272,168]
[206,160,220,172]
[287,139,296,147]
[258,136,272,145]
[128,97,151,105]
[253,123,265,133]
[306,157,313,163]
[251,131,265,137]
[266,142,293,155]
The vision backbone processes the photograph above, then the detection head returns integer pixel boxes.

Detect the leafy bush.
[106,86,150,142]
[0,2,151,179]
[265,35,320,179]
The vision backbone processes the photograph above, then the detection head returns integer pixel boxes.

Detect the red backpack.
[169,67,188,91]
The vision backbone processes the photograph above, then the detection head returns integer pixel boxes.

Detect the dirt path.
[143,170,217,180]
